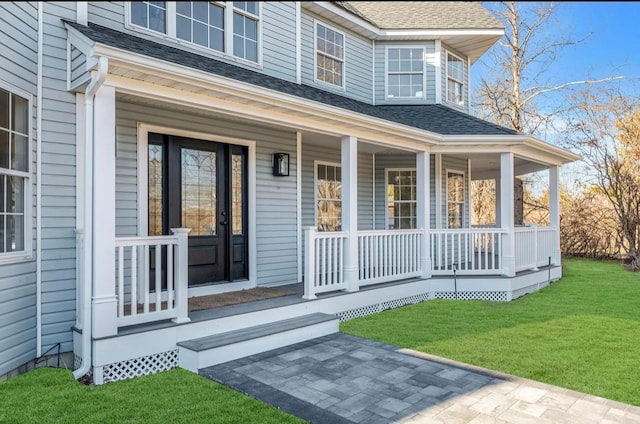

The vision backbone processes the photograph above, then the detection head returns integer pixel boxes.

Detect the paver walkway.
[201,333,640,423]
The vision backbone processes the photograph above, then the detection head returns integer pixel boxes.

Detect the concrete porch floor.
[201,332,640,424]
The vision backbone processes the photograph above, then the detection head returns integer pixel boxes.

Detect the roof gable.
[336,1,504,30]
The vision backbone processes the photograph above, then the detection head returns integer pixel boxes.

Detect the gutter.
[73,56,108,380]
[36,1,43,358]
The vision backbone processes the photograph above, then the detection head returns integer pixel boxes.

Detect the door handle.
[221,211,228,225]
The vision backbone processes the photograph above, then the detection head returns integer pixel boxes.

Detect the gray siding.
[70,46,89,89]
[88,1,125,29]
[115,100,299,286]
[374,153,437,230]
[374,41,437,105]
[300,11,373,104]
[261,2,297,83]
[0,1,38,375]
[442,44,469,113]
[40,1,79,354]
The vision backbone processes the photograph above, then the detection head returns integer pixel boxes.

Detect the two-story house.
[0,1,579,384]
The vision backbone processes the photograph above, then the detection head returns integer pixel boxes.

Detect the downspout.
[36,1,43,357]
[73,56,108,380]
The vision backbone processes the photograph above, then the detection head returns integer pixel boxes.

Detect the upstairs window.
[175,2,224,52]
[315,22,344,88]
[446,52,465,106]
[316,162,342,232]
[0,84,30,259]
[232,2,259,62]
[131,1,167,33]
[447,170,465,228]
[129,1,260,63]
[387,47,424,99]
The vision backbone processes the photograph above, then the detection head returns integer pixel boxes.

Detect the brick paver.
[200,333,640,423]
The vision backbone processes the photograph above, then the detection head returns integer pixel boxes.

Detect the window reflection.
[181,148,216,235]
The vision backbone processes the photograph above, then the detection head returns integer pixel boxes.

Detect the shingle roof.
[65,21,516,137]
[336,2,503,30]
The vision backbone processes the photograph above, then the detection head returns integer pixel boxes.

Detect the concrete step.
[178,313,339,371]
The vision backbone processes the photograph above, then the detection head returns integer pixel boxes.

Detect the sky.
[471,2,640,107]
[469,2,640,188]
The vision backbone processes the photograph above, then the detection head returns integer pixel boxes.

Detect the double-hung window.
[446,52,465,106]
[316,162,341,232]
[387,47,424,99]
[447,170,465,228]
[386,169,417,229]
[315,22,344,88]
[0,84,30,259]
[130,1,260,63]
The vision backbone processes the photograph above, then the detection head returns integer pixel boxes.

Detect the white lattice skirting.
[432,291,508,302]
[100,350,179,383]
[337,293,431,321]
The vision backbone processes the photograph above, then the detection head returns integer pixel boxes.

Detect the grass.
[341,258,640,406]
[0,367,305,424]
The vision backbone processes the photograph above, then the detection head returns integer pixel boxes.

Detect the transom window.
[446,52,465,106]
[130,1,260,63]
[447,170,465,228]
[315,22,344,88]
[387,48,424,98]
[386,169,416,229]
[316,163,342,232]
[0,85,30,258]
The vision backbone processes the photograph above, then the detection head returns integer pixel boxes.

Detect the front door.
[148,133,248,286]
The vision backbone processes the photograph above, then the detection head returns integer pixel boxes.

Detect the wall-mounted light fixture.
[273,152,290,177]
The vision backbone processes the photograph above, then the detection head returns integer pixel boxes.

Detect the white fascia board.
[306,2,380,38]
[380,29,504,38]
[437,134,580,165]
[93,43,444,147]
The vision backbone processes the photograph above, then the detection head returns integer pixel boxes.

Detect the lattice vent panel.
[102,350,178,383]
[432,291,508,302]
[337,293,430,321]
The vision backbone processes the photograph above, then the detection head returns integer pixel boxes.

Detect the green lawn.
[341,258,640,406]
[0,367,304,424]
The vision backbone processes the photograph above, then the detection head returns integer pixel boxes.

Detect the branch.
[521,76,625,105]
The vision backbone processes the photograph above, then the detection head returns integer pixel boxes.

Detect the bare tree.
[564,87,640,269]
[472,2,622,231]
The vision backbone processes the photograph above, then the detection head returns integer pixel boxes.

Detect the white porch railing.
[515,226,556,272]
[115,229,190,327]
[358,229,422,286]
[303,227,348,299]
[430,228,505,275]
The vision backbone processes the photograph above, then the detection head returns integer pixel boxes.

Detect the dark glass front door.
[148,133,248,286]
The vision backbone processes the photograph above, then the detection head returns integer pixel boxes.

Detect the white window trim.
[125,1,263,68]
[0,80,33,264]
[446,168,466,229]
[385,168,417,230]
[313,20,346,91]
[384,45,426,100]
[314,160,342,231]
[445,50,465,106]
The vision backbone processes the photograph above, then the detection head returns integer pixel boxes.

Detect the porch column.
[549,165,561,265]
[92,84,118,338]
[494,177,501,227]
[416,151,431,278]
[500,152,516,277]
[342,136,359,292]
